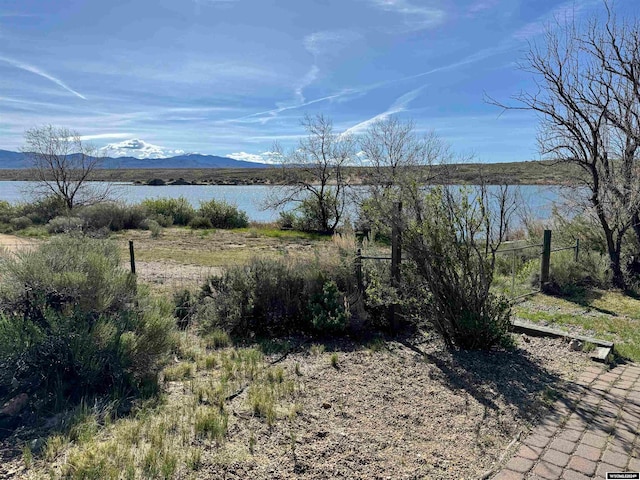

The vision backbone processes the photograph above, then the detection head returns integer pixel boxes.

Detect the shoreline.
[0,161,581,186]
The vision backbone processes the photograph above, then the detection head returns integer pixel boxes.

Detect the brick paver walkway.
[494,363,640,479]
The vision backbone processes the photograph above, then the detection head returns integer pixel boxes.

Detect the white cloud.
[367,0,445,32]
[80,133,133,141]
[294,65,320,104]
[100,138,186,159]
[227,151,276,164]
[0,56,87,100]
[467,0,499,16]
[303,30,363,58]
[342,86,425,135]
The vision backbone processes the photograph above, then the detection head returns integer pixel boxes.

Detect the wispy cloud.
[233,89,361,125]
[0,56,87,100]
[342,85,426,135]
[367,0,445,32]
[303,30,363,59]
[513,0,600,40]
[467,0,499,16]
[293,65,320,104]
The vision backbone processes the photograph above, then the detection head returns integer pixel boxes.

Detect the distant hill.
[0,150,269,169]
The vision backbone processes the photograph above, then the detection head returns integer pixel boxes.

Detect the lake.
[0,181,565,223]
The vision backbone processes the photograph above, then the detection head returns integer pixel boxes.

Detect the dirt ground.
[0,234,37,252]
[197,335,591,480]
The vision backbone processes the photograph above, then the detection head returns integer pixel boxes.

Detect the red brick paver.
[492,363,640,479]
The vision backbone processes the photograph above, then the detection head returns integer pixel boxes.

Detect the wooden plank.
[590,347,612,363]
[511,319,614,348]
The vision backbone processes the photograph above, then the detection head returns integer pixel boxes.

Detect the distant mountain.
[0,150,269,169]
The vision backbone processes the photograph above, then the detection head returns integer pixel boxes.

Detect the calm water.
[0,181,564,223]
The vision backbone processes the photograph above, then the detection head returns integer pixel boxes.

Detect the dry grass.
[514,290,640,361]
[8,332,596,480]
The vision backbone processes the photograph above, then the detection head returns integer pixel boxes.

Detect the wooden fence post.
[129,240,136,275]
[355,248,363,294]
[390,202,402,331]
[540,229,551,290]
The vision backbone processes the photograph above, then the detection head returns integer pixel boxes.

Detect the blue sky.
[0,0,635,162]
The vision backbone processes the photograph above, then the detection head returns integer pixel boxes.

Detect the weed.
[310,343,325,356]
[22,444,33,468]
[330,353,339,369]
[163,363,195,382]
[195,406,228,444]
[44,434,67,461]
[248,383,276,425]
[205,328,231,349]
[249,432,256,454]
[186,447,203,471]
[540,386,560,407]
[366,338,386,352]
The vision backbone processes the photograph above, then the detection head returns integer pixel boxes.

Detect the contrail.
[0,56,87,100]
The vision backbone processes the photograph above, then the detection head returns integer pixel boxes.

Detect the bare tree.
[488,3,640,288]
[23,125,110,210]
[356,117,453,234]
[267,115,356,233]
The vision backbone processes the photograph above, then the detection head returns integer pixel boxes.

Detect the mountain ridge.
[0,150,269,169]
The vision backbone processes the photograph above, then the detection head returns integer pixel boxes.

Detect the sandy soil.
[0,234,37,252]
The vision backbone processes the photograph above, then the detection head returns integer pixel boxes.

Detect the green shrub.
[149,213,173,228]
[16,196,68,225]
[195,256,354,337]
[198,199,248,229]
[286,195,339,233]
[309,280,349,333]
[141,197,195,226]
[402,186,514,350]
[188,216,213,229]
[0,236,175,408]
[0,201,15,224]
[172,288,194,330]
[146,219,162,238]
[79,203,147,231]
[277,211,295,229]
[9,216,33,230]
[46,216,84,234]
[532,250,610,296]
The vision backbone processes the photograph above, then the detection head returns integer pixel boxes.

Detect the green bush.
[0,236,175,408]
[0,201,15,224]
[149,213,173,228]
[146,219,162,238]
[141,197,195,226]
[309,280,349,333]
[198,199,248,229]
[532,250,610,296]
[401,186,514,350]
[79,203,147,231]
[188,216,213,229]
[195,256,354,337]
[285,195,339,233]
[16,196,68,225]
[173,288,195,330]
[9,216,33,231]
[46,216,84,234]
[277,211,295,229]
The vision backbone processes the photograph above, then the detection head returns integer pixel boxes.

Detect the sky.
[0,0,636,162]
